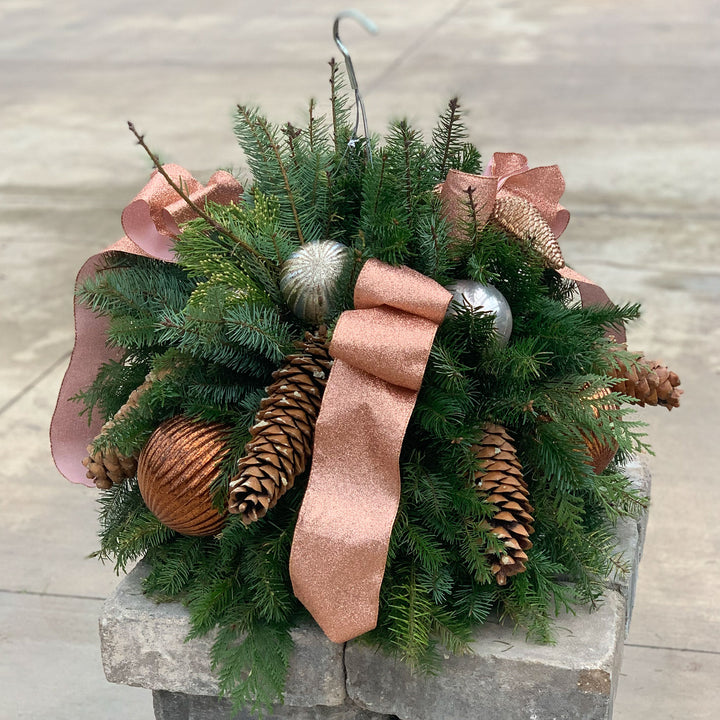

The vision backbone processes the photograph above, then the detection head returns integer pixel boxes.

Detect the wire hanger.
[333,10,378,163]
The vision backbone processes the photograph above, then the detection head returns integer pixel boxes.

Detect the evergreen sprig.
[430,97,482,178]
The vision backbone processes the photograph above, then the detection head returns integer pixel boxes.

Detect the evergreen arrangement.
[72,62,678,714]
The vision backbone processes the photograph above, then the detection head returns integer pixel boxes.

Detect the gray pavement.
[1,1,718,718]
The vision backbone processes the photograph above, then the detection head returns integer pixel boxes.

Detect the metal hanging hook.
[333,10,378,162]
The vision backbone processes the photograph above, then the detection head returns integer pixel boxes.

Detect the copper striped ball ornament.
[137,415,231,536]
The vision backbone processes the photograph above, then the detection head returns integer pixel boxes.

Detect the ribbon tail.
[51,234,161,485]
[290,360,416,643]
[289,259,451,643]
[559,266,627,344]
[51,252,125,486]
[51,167,242,485]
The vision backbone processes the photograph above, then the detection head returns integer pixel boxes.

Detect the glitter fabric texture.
[289,259,451,643]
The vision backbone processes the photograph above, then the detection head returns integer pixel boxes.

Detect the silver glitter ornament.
[280,241,352,324]
[445,280,513,345]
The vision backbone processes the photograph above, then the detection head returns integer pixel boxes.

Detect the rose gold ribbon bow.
[290,259,452,643]
[439,153,625,343]
[440,151,569,239]
[50,165,242,486]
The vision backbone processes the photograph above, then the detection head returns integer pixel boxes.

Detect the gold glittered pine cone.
[228,327,332,524]
[472,423,534,586]
[611,354,682,411]
[82,369,170,489]
[492,194,565,270]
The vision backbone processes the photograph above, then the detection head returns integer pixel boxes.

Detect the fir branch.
[372,152,387,216]
[384,565,437,669]
[256,112,305,243]
[175,207,285,304]
[329,58,350,154]
[156,309,277,377]
[396,513,450,574]
[458,142,483,175]
[429,606,473,657]
[143,536,206,597]
[185,576,238,639]
[414,205,452,284]
[213,620,293,716]
[224,302,295,363]
[241,542,295,624]
[417,565,455,605]
[236,106,307,245]
[92,481,176,573]
[401,121,415,219]
[452,582,496,623]
[432,97,461,180]
[72,353,152,425]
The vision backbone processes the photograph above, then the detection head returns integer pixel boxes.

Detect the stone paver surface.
[1,1,718,718]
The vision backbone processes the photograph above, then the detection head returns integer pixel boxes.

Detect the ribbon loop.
[440,152,570,244]
[289,259,451,643]
[354,259,453,323]
[331,307,440,391]
[121,165,240,261]
[51,166,242,486]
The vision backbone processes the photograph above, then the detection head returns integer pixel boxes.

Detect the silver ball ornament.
[280,240,352,324]
[445,280,513,345]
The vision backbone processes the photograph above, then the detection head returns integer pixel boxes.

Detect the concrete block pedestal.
[99,459,651,720]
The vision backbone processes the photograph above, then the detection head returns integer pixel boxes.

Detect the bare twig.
[126,121,264,261]
[308,98,317,151]
[282,122,302,169]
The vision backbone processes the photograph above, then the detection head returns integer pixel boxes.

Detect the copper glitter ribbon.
[50,165,242,486]
[289,259,452,643]
[439,152,626,343]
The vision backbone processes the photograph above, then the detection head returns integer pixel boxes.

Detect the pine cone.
[472,423,534,586]
[82,369,169,489]
[612,354,682,411]
[493,194,565,270]
[82,448,137,490]
[583,386,619,474]
[228,327,332,524]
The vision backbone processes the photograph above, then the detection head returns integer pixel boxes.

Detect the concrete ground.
[0,1,717,718]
